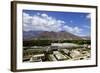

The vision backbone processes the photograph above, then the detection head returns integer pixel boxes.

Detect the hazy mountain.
[35,31,82,40]
[23,31,83,40]
[23,31,42,40]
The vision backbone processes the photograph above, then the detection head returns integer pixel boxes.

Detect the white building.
[51,43,79,48]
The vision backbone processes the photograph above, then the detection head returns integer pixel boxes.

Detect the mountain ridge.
[23,31,90,41]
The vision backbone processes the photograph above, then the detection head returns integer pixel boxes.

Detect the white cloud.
[86,14,91,19]
[63,25,82,35]
[83,25,90,29]
[23,13,32,24]
[23,13,64,32]
[41,13,48,18]
[23,12,83,36]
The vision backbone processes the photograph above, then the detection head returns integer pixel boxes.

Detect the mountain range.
[23,31,90,41]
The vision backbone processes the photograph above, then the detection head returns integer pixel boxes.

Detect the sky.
[23,10,91,37]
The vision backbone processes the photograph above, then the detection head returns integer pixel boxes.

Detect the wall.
[0,0,99,73]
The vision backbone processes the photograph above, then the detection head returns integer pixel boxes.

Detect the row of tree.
[23,40,91,46]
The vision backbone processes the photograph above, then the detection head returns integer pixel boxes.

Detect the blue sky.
[23,10,91,36]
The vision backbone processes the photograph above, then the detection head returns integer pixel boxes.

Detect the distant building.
[88,45,91,49]
[53,51,67,61]
[51,43,80,48]
[30,54,45,62]
[48,54,57,61]
[70,50,81,58]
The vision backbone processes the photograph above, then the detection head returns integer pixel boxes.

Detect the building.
[30,54,45,62]
[53,51,67,61]
[51,43,81,48]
